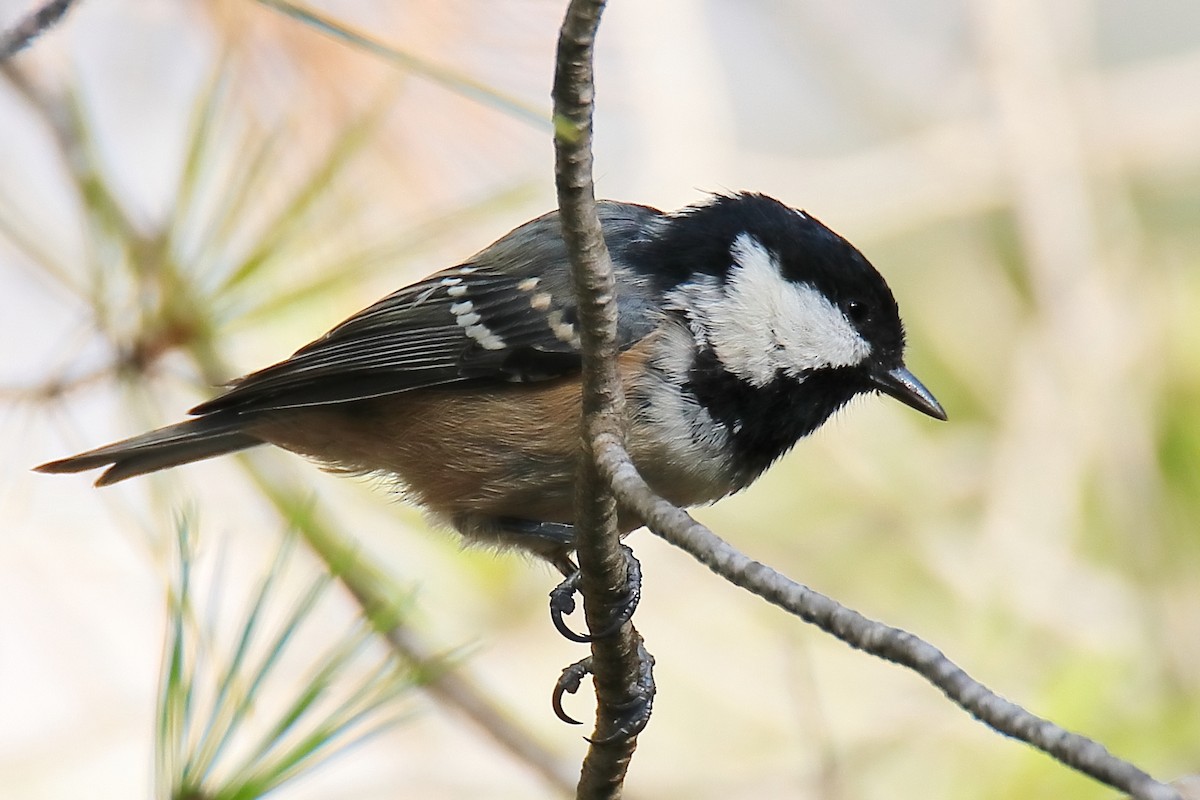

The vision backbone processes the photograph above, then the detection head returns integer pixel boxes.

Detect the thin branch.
[552,0,649,797]
[0,0,78,61]
[595,435,1182,800]
[354,592,580,796]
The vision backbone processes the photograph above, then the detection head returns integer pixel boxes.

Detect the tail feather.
[35,418,261,486]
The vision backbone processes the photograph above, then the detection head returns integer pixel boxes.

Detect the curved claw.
[547,546,643,643]
[549,572,592,643]
[552,656,593,725]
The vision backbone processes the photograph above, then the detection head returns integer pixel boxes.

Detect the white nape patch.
[517,277,540,291]
[530,292,553,311]
[669,234,870,386]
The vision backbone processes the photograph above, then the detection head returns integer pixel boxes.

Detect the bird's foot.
[548,544,642,643]
[551,640,656,741]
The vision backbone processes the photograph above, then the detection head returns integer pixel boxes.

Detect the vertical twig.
[552,0,648,797]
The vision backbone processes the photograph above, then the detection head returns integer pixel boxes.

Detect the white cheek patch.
[671,234,871,386]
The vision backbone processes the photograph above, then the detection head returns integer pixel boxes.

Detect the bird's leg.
[494,518,653,735]
[495,518,642,643]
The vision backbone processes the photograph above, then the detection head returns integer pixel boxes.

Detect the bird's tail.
[35,416,260,486]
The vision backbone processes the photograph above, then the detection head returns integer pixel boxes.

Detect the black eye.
[846,300,871,325]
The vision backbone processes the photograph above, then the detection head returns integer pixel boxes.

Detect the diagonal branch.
[244,468,578,796]
[594,436,1182,800]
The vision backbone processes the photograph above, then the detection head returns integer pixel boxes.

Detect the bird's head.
[650,193,945,474]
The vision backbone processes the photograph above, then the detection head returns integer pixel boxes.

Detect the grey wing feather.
[193,202,665,415]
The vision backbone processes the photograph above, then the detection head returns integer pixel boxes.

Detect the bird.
[36,193,946,577]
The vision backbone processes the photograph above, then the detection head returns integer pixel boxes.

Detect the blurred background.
[2,0,1198,798]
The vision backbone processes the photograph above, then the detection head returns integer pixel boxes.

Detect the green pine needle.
[156,517,415,800]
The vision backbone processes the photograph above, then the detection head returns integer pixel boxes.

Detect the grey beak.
[870,365,947,421]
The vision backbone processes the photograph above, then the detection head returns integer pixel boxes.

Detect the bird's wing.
[192,204,664,415]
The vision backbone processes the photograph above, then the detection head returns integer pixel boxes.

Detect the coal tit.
[37,193,945,572]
